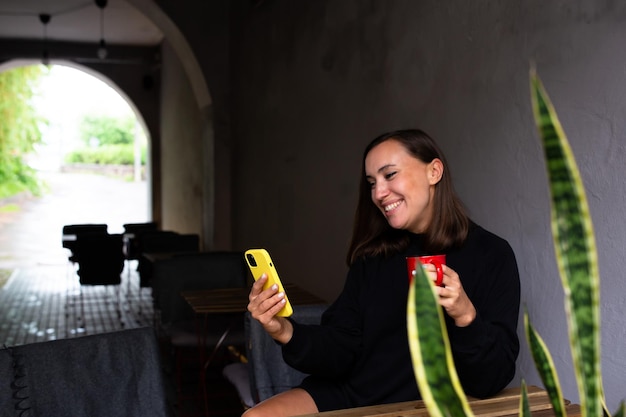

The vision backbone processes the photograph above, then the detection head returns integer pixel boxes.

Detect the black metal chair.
[75,233,125,285]
[150,251,248,413]
[74,233,125,326]
[122,222,159,300]
[136,231,200,288]
[62,223,109,264]
[61,224,112,315]
[122,221,159,264]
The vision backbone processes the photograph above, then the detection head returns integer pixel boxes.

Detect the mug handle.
[432,261,444,287]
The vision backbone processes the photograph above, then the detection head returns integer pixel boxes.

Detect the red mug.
[406,254,446,286]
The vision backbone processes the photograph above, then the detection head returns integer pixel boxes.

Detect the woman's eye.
[384,171,397,180]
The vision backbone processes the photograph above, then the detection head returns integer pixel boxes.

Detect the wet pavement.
[0,170,151,346]
[0,170,149,270]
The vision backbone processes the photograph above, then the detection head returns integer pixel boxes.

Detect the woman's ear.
[428,158,444,185]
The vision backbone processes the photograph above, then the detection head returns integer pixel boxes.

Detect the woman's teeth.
[384,201,402,212]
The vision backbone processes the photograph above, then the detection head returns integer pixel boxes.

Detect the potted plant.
[406,69,625,417]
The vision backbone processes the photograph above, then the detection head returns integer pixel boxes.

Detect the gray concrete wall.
[230,0,626,410]
[154,0,233,249]
[159,40,205,239]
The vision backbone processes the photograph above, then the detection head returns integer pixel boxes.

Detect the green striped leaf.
[407,265,473,417]
[530,69,603,417]
[603,398,614,417]
[519,381,531,417]
[524,308,567,417]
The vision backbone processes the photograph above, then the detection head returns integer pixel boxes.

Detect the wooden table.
[298,385,580,417]
[180,282,327,362]
[181,282,327,314]
[181,282,327,417]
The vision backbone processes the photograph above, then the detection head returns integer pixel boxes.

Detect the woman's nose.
[373,183,389,200]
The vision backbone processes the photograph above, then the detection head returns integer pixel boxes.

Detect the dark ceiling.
[0,0,164,66]
[0,0,162,46]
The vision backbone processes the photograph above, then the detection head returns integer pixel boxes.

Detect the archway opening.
[0,62,151,269]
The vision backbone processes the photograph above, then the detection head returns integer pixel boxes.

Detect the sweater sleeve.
[445,227,521,398]
[281,262,365,377]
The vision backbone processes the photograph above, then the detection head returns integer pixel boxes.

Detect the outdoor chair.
[61,223,109,264]
[222,304,328,410]
[136,231,200,288]
[122,221,159,261]
[150,251,248,412]
[122,221,159,307]
[73,233,125,325]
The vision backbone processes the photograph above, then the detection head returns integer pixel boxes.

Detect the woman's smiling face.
[365,139,443,234]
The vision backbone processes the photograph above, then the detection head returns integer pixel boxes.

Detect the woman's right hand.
[247,274,294,344]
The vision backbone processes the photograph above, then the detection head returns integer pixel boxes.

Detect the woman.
[245,129,520,416]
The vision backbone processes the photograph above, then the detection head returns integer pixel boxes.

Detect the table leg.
[196,313,236,417]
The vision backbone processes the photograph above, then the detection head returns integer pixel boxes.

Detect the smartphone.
[244,249,293,317]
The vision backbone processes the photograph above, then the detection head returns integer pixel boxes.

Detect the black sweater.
[282,223,520,411]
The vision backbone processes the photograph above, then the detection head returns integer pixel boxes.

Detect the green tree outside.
[79,114,135,146]
[65,114,146,166]
[0,65,47,199]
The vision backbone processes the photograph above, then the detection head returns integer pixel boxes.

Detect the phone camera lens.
[246,253,257,267]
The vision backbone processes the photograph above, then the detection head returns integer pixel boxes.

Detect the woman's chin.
[386,218,406,230]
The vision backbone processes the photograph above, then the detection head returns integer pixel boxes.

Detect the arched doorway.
[0,61,151,268]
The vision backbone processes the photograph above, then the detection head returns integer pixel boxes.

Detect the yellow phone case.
[244,249,293,317]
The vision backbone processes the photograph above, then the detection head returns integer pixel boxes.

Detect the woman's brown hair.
[346,129,469,265]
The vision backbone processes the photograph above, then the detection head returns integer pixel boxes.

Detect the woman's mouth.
[384,200,402,213]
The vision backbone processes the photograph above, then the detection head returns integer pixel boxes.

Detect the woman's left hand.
[423,263,476,327]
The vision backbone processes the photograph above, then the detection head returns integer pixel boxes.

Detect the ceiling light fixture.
[39,13,51,65]
[95,0,108,60]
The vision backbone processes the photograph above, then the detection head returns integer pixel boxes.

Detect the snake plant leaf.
[407,265,473,417]
[530,69,602,417]
[519,380,531,417]
[523,308,567,417]
[602,398,614,417]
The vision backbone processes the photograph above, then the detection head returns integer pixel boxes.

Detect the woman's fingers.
[248,275,286,323]
[429,267,476,327]
[423,263,455,287]
[257,288,287,323]
[249,273,268,300]
[246,274,294,343]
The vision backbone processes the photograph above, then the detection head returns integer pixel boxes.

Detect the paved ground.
[0,170,151,346]
[0,170,149,270]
